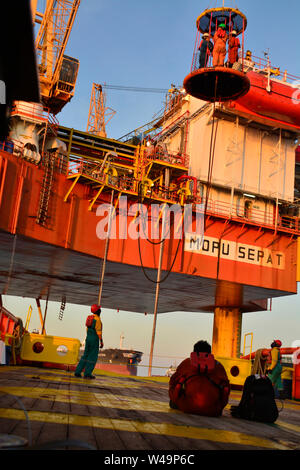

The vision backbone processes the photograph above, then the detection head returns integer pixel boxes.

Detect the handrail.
[145,148,189,168]
[239,52,300,84]
[10,102,59,132]
[2,137,300,235]
[65,155,300,234]
[0,139,24,155]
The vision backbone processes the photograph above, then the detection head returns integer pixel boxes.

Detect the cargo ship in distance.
[80,334,143,376]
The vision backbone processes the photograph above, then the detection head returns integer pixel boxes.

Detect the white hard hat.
[231,30,237,35]
[203,33,209,38]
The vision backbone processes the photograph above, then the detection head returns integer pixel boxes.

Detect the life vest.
[214,29,227,45]
[266,347,281,369]
[169,352,230,416]
[85,315,95,328]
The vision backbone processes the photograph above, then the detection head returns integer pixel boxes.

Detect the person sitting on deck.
[198,33,213,68]
[212,24,228,67]
[169,340,230,416]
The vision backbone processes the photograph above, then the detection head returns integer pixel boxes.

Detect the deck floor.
[0,365,299,451]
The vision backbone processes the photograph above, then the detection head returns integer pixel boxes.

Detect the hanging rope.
[137,212,182,285]
[251,349,267,376]
[203,77,219,230]
[136,180,183,283]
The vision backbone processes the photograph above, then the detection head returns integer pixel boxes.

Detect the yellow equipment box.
[216,356,252,387]
[20,333,80,365]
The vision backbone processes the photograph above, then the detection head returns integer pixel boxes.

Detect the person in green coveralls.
[267,340,283,398]
[74,304,103,379]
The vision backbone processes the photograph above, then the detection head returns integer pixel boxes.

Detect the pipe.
[148,218,165,376]
[176,175,198,197]
[36,299,45,334]
[98,190,115,305]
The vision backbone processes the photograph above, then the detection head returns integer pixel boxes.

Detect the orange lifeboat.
[228,70,300,130]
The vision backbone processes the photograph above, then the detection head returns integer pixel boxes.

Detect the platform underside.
[0,230,292,314]
[0,366,299,451]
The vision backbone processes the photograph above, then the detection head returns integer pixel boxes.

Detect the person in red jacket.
[169,340,230,417]
[212,23,227,67]
[228,30,240,67]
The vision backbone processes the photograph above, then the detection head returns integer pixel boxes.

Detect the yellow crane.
[86,83,116,138]
[32,0,81,114]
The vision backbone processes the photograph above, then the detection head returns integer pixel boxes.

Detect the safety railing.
[146,148,189,168]
[190,42,300,87]
[39,151,69,175]
[65,154,300,233]
[67,156,137,193]
[2,137,299,234]
[195,197,300,234]
[0,305,21,362]
[11,101,47,123]
[0,138,24,155]
[239,52,300,84]
[191,49,213,72]
[164,91,185,116]
[10,101,59,135]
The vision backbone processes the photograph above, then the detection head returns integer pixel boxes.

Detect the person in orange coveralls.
[169,340,230,416]
[212,23,227,67]
[228,30,240,67]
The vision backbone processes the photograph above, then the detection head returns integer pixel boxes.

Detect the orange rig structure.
[1,2,300,367]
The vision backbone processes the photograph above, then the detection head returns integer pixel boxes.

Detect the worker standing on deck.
[169,340,230,416]
[267,340,283,398]
[74,304,103,379]
[228,30,240,67]
[198,33,213,68]
[212,23,228,67]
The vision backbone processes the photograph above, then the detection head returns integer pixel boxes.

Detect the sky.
[3,0,300,374]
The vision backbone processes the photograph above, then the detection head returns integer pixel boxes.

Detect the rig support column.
[212,281,243,358]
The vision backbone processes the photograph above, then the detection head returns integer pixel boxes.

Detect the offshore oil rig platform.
[0,0,300,451]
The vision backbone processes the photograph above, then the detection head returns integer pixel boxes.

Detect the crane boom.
[34,0,81,114]
[86,83,116,138]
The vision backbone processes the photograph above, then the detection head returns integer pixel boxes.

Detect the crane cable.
[203,77,219,230]
[137,217,182,285]
[102,84,170,94]
[136,183,182,284]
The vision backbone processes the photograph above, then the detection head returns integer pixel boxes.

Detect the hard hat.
[273,339,282,347]
[203,32,209,38]
[91,304,101,314]
[231,30,237,35]
[219,23,226,29]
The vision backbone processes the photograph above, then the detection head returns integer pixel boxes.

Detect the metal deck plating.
[0,366,299,451]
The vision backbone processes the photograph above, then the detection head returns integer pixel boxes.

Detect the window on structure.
[244,200,252,218]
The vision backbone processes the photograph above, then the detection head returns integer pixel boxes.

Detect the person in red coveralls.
[212,23,228,67]
[228,30,240,67]
[169,340,230,417]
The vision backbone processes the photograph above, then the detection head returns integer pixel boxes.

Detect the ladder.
[36,154,55,226]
